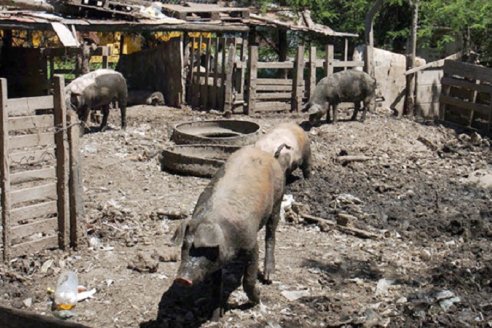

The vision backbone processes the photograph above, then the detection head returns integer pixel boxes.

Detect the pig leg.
[210,269,224,321]
[300,146,312,179]
[243,244,260,304]
[351,102,361,121]
[325,104,331,123]
[264,201,281,282]
[360,99,373,122]
[99,105,110,132]
[120,100,127,129]
[332,104,338,123]
[79,106,90,133]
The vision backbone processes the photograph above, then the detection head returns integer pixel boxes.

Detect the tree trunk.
[404,0,419,116]
[364,0,384,78]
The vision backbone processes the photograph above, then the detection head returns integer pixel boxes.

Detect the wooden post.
[404,0,419,116]
[67,112,84,248]
[292,46,305,112]
[188,37,196,106]
[0,78,11,262]
[53,75,69,250]
[102,46,109,69]
[201,37,211,110]
[324,44,334,77]
[344,38,349,70]
[488,92,492,134]
[193,34,203,109]
[245,45,258,115]
[223,42,236,115]
[308,46,317,99]
[364,0,383,77]
[219,37,226,111]
[211,37,219,110]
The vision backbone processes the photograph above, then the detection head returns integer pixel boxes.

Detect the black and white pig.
[172,146,286,320]
[303,69,377,125]
[65,69,128,131]
[254,122,312,179]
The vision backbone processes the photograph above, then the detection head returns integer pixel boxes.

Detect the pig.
[172,146,286,320]
[254,122,311,179]
[65,69,128,131]
[127,90,165,106]
[303,69,377,125]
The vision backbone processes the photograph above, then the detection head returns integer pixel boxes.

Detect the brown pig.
[172,146,286,320]
[254,122,312,179]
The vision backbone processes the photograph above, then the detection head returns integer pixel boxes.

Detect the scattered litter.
[336,193,363,204]
[77,288,97,302]
[40,259,54,273]
[440,296,461,311]
[280,194,295,221]
[54,271,78,312]
[281,289,310,301]
[23,298,32,308]
[83,143,98,154]
[375,278,395,296]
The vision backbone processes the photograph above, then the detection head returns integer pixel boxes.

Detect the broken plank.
[10,167,56,185]
[11,217,58,240]
[300,213,380,239]
[8,115,54,131]
[9,133,55,150]
[11,235,58,258]
[11,201,57,223]
[11,182,57,206]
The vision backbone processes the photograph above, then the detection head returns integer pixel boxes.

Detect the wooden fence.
[246,45,364,114]
[0,76,83,262]
[187,36,247,113]
[439,60,492,134]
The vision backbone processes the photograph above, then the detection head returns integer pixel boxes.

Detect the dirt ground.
[0,104,491,328]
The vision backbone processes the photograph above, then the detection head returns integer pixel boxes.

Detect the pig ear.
[193,223,224,248]
[171,219,190,246]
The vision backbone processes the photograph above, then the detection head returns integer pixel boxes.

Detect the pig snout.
[175,277,193,286]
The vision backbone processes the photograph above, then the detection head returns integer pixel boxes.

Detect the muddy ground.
[0,104,491,328]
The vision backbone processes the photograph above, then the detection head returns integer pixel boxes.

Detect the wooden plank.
[255,101,290,112]
[11,235,58,258]
[67,112,83,248]
[8,115,54,131]
[257,93,292,100]
[239,33,248,113]
[325,44,334,77]
[343,38,349,71]
[10,167,56,184]
[443,60,492,83]
[405,52,461,75]
[0,304,90,328]
[10,149,55,166]
[246,45,258,115]
[11,217,58,240]
[193,35,203,109]
[11,201,57,223]
[211,37,219,110]
[188,37,196,106]
[308,46,317,99]
[333,60,364,68]
[9,133,55,150]
[11,182,57,206]
[223,42,236,114]
[0,78,11,262]
[201,37,211,110]
[292,45,304,112]
[53,75,69,250]
[7,95,54,116]
[440,95,491,116]
[257,61,294,69]
[257,85,293,92]
[257,78,293,85]
[441,77,492,94]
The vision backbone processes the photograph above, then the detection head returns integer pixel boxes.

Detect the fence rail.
[439,60,492,134]
[245,44,364,114]
[0,75,83,262]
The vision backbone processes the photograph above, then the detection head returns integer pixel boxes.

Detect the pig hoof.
[100,126,108,132]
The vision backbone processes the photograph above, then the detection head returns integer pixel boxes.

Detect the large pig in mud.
[65,69,128,131]
[254,122,311,179]
[303,69,377,125]
[172,146,286,319]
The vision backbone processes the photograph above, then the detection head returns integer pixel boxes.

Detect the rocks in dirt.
[127,252,159,273]
[280,289,310,301]
[151,248,179,262]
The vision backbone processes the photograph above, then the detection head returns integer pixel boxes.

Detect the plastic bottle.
[54,271,78,311]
